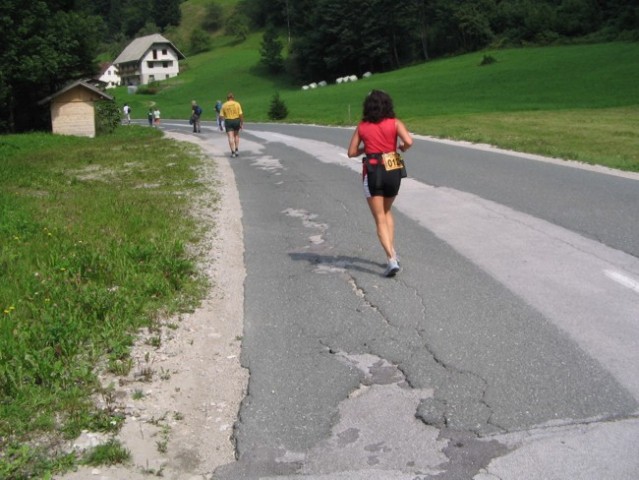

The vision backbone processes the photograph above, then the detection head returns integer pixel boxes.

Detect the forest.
[1,0,637,133]
[243,0,639,81]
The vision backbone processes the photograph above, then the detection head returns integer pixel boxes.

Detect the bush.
[136,82,162,95]
[268,92,288,120]
[226,12,250,41]
[479,54,497,66]
[202,1,224,32]
[189,28,211,55]
[95,100,120,135]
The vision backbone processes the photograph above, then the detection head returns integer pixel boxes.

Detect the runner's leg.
[367,195,396,260]
[383,197,397,258]
[226,129,236,151]
[233,130,240,152]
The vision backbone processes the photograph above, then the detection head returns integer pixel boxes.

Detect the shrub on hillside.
[189,28,211,54]
[226,12,249,41]
[202,1,224,32]
[137,82,162,95]
[480,54,497,66]
[268,93,288,120]
[95,100,120,135]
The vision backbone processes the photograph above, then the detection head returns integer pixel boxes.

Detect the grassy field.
[0,128,210,477]
[118,40,639,171]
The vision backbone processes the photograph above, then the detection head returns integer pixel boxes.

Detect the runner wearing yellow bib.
[220,92,244,158]
[347,90,413,277]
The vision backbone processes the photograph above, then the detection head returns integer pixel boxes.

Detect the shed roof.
[114,33,185,65]
[38,80,113,105]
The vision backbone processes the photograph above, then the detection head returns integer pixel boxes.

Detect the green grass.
[409,106,639,171]
[0,127,210,477]
[81,439,130,466]
[120,40,639,171]
[163,0,242,53]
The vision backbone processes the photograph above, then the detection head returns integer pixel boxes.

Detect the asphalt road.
[162,121,639,479]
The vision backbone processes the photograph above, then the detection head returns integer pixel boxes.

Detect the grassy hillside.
[164,0,241,51]
[116,37,639,171]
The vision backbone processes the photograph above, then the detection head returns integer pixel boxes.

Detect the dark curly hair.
[362,90,396,123]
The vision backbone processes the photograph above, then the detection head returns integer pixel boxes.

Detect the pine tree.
[268,93,288,120]
[260,24,285,74]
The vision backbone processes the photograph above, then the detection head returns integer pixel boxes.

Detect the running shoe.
[384,258,400,277]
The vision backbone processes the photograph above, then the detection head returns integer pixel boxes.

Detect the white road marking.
[605,270,639,295]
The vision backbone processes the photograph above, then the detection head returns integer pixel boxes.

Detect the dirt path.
[56,131,247,480]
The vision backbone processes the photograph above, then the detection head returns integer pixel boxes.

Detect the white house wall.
[100,66,121,89]
[140,46,180,84]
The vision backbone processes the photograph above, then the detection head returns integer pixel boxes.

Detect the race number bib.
[381,152,404,171]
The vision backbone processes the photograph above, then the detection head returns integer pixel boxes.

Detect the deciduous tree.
[0,1,103,133]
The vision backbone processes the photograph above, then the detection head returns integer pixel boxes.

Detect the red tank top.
[357,118,397,154]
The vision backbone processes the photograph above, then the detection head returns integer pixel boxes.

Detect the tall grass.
[119,40,639,171]
[0,127,209,477]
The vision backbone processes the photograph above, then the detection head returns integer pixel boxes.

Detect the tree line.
[1,0,637,134]
[244,0,638,82]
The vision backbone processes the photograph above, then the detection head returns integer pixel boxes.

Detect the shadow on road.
[289,252,384,276]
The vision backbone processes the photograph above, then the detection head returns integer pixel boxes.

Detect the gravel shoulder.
[56,131,247,480]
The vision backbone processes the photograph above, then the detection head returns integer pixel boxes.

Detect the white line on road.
[605,270,639,295]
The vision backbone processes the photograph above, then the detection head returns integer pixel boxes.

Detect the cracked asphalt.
[203,123,639,479]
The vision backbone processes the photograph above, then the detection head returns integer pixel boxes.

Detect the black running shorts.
[225,118,241,132]
[364,161,401,198]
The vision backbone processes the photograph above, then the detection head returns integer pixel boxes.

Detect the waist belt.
[364,153,385,189]
[364,152,407,182]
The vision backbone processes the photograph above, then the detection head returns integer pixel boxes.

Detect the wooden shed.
[39,80,114,138]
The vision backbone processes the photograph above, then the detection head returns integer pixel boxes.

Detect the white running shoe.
[384,259,400,277]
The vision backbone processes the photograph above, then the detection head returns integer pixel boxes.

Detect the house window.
[149,75,155,82]
[153,49,157,59]
[163,62,168,68]
[147,61,153,69]
[162,49,168,55]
